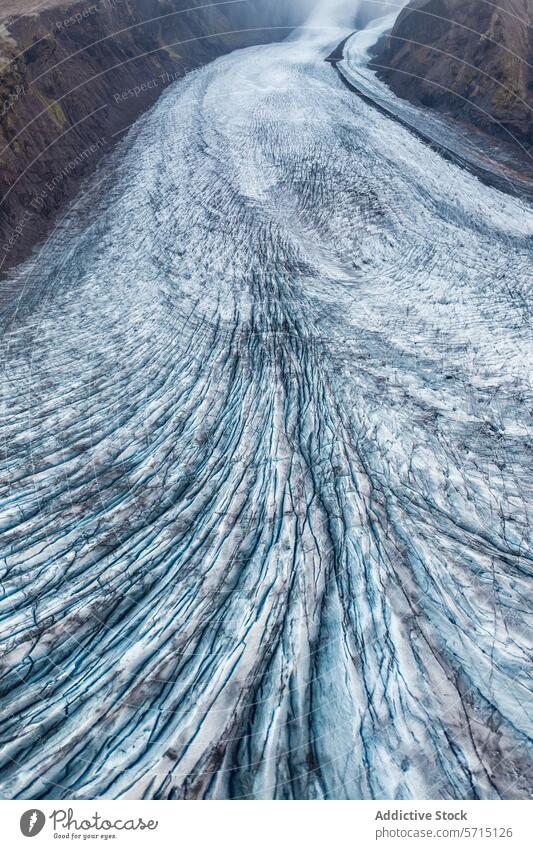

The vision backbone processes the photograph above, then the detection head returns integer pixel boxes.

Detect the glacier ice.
[0,32,532,800]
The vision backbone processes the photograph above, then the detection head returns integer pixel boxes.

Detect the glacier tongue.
[0,37,532,800]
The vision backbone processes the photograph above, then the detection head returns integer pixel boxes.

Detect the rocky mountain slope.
[372,0,533,151]
[0,0,301,273]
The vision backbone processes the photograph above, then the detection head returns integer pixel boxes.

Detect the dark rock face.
[0,0,300,273]
[372,0,533,151]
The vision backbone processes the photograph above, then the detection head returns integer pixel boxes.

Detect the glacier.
[0,13,532,800]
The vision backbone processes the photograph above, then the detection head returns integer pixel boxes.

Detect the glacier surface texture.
[0,32,532,799]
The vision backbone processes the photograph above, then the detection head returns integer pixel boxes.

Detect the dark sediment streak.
[326,35,533,203]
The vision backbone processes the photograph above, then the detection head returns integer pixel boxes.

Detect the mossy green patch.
[35,90,67,129]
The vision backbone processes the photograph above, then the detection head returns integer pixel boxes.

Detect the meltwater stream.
[0,28,532,800]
